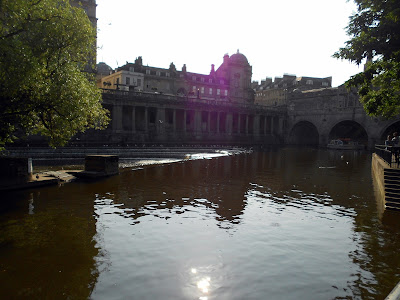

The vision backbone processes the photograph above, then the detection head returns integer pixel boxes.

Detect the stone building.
[70,0,97,73]
[99,51,255,104]
[70,0,97,27]
[81,52,285,146]
[253,74,332,107]
[98,68,144,91]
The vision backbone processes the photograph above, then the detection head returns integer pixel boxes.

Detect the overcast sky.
[96,0,362,87]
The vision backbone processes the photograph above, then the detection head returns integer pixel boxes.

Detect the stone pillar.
[173,109,176,132]
[279,117,284,135]
[217,112,220,133]
[226,113,233,135]
[264,116,267,135]
[195,110,201,133]
[207,112,211,133]
[132,106,136,133]
[254,115,260,136]
[112,105,123,132]
[183,110,187,132]
[144,107,148,132]
[245,115,249,135]
[156,107,165,134]
[271,116,274,135]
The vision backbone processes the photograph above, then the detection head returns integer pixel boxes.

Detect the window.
[201,87,205,94]
[166,72,170,77]
[129,67,134,72]
[209,79,213,83]
[306,80,313,85]
[224,90,228,96]
[201,77,205,82]
[156,71,160,76]
[220,80,224,84]
[137,79,142,86]
[192,76,196,81]
[217,89,220,95]
[209,88,213,95]
[146,69,150,75]
[322,82,329,87]
[193,86,197,92]
[126,77,130,85]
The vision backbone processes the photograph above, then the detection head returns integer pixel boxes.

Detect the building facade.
[253,74,332,107]
[84,52,285,146]
[98,51,255,104]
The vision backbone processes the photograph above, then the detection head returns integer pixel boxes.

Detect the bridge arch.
[379,121,400,143]
[328,120,368,146]
[288,121,319,145]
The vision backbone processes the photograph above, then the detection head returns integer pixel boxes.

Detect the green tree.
[0,0,109,148]
[334,0,400,119]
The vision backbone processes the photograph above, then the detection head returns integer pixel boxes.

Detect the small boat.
[327,139,364,150]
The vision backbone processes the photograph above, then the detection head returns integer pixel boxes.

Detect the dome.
[96,62,112,76]
[230,50,249,65]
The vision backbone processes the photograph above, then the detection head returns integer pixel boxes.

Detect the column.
[207,112,211,133]
[279,117,284,135]
[158,107,165,134]
[195,110,201,133]
[173,109,176,132]
[112,105,123,132]
[254,115,260,136]
[270,116,274,135]
[183,110,187,132]
[132,106,136,133]
[144,107,148,132]
[264,116,267,135]
[245,115,249,135]
[226,113,233,135]
[216,112,220,134]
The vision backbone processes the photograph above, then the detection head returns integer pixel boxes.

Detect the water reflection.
[1,148,400,299]
[0,184,99,299]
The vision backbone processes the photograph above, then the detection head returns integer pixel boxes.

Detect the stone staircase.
[384,168,400,210]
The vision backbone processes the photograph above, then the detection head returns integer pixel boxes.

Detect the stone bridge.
[285,86,400,149]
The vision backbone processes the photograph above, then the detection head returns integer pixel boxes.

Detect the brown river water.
[1,147,400,299]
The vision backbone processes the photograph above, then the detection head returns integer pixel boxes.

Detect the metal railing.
[375,144,400,168]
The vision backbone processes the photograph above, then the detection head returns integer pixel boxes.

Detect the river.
[1,147,400,299]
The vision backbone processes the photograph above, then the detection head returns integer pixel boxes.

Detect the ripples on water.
[1,148,400,299]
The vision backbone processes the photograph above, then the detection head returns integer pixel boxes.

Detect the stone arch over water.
[379,121,400,143]
[288,121,319,145]
[328,120,368,146]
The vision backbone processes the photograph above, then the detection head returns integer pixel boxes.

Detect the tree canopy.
[0,0,109,148]
[334,0,400,119]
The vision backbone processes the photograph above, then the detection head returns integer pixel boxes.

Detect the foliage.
[334,0,400,119]
[0,0,109,148]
